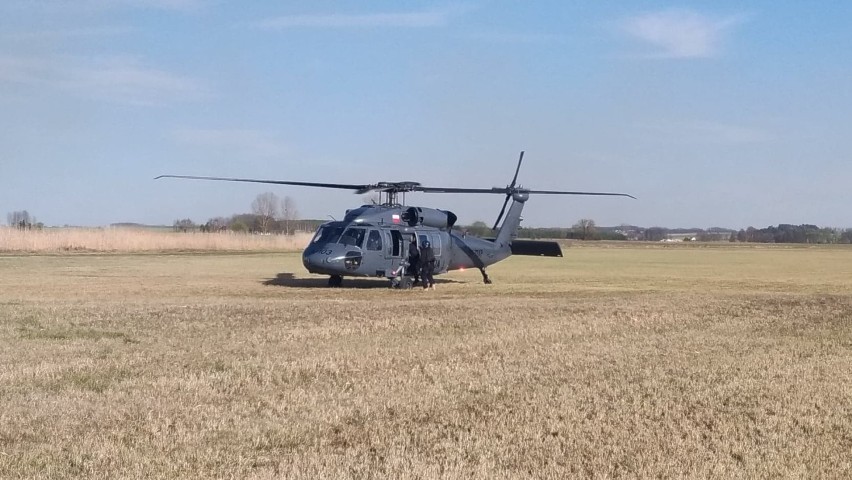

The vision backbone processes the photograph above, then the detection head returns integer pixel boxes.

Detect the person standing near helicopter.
[407,236,420,285]
[419,240,435,290]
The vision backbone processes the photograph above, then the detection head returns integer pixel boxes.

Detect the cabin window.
[339,228,366,248]
[418,233,441,256]
[431,235,441,256]
[366,230,383,251]
[313,225,343,244]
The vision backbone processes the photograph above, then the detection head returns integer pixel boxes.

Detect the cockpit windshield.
[338,227,366,248]
[312,225,343,244]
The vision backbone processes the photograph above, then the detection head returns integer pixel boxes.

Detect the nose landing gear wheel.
[328,275,343,288]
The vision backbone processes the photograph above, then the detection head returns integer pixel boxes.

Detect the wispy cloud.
[77,0,205,10]
[2,0,206,12]
[253,8,460,30]
[172,128,291,158]
[464,31,564,44]
[635,120,771,145]
[622,9,746,59]
[0,54,210,105]
[108,0,205,10]
[2,26,135,41]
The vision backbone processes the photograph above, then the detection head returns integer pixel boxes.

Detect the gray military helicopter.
[157,152,634,288]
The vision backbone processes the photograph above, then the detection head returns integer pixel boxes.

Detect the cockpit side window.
[339,228,366,248]
[366,230,383,251]
[313,225,343,244]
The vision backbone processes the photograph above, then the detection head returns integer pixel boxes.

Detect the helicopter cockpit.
[310,224,375,249]
[311,223,344,245]
[339,228,366,248]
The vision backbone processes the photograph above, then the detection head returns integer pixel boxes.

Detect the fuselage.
[301,204,511,279]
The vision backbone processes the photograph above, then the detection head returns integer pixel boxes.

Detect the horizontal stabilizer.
[510,240,563,257]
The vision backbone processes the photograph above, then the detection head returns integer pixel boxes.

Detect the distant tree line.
[458,219,626,240]
[458,220,852,244]
[730,224,852,244]
[173,215,324,235]
[459,218,629,240]
[172,192,315,234]
[458,219,629,240]
[6,210,43,230]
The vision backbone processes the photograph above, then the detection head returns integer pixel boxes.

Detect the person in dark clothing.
[419,240,435,289]
[407,237,420,285]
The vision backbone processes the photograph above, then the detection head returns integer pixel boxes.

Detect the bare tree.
[252,192,280,233]
[280,196,299,234]
[173,218,196,232]
[573,218,596,240]
[7,210,34,229]
[203,217,229,232]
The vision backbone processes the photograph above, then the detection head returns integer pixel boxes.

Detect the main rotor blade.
[492,194,511,230]
[416,186,507,194]
[416,186,635,199]
[155,175,370,191]
[524,189,637,199]
[155,175,636,199]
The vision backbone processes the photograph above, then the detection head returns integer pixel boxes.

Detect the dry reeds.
[0,227,312,253]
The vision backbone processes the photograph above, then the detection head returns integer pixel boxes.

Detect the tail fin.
[494,193,528,246]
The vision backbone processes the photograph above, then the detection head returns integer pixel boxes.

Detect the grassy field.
[0,245,850,478]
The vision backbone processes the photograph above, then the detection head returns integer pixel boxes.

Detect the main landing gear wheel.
[480,268,492,284]
[328,275,343,288]
[390,276,414,289]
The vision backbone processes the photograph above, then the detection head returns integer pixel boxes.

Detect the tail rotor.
[492,151,524,230]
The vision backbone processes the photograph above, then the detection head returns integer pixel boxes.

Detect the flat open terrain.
[1,244,850,478]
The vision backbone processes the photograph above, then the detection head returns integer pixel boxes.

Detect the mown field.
[0,245,850,478]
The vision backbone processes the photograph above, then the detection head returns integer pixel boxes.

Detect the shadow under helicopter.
[262,273,464,289]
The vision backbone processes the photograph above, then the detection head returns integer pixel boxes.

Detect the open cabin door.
[387,229,405,258]
[383,229,407,277]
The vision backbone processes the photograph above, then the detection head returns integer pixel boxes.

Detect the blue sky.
[1,1,851,229]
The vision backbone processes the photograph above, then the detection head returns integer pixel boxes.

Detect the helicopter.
[156,152,634,288]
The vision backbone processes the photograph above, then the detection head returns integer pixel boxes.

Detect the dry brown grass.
[0,227,311,253]
[0,245,850,478]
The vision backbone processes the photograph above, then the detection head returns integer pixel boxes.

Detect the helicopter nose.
[302,245,348,274]
[303,251,333,268]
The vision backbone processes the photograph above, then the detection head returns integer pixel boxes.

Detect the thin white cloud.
[172,128,291,158]
[253,9,457,29]
[0,54,210,105]
[635,120,772,145]
[2,26,135,41]
[109,0,205,10]
[622,9,746,58]
[464,31,565,44]
[2,0,205,12]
